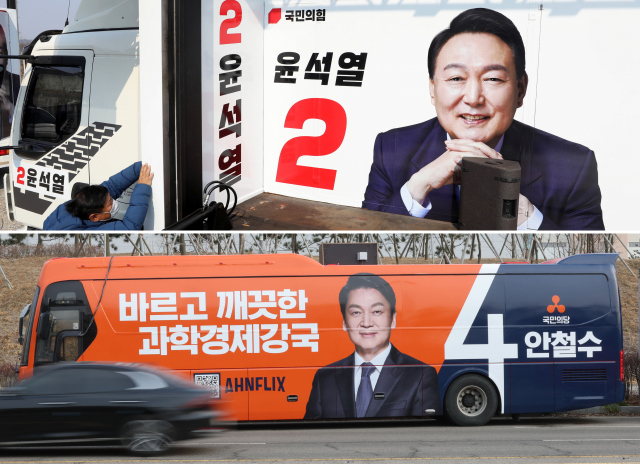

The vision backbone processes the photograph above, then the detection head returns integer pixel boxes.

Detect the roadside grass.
[604,403,621,413]
[0,362,17,388]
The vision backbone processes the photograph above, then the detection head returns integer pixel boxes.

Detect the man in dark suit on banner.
[362,8,604,231]
[304,274,440,419]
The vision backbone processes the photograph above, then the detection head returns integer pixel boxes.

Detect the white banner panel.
[262,2,640,230]
[263,4,537,207]
[203,0,264,205]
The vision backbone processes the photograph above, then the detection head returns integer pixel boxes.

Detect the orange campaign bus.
[17,253,625,426]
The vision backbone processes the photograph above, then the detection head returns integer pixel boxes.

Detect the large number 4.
[444,265,518,413]
[275,98,347,190]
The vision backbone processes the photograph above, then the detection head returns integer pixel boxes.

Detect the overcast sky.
[0,0,81,42]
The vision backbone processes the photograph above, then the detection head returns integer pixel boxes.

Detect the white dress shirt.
[400,134,543,230]
[353,343,392,400]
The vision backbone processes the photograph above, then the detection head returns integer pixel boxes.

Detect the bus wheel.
[120,419,175,456]
[444,374,498,426]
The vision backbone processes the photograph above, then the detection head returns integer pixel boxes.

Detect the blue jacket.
[43,162,151,231]
[363,118,604,231]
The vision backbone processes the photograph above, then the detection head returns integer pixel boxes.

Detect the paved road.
[2,416,640,464]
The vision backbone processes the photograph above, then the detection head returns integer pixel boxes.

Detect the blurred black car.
[0,363,222,454]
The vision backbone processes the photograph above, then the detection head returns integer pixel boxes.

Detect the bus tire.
[444,374,498,426]
[120,419,175,456]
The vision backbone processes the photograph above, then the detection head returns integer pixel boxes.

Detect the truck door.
[11,49,94,229]
[85,51,140,224]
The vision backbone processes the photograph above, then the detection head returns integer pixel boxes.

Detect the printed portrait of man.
[304,273,440,419]
[362,8,603,231]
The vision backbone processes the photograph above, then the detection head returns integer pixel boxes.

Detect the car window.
[21,65,83,145]
[118,371,169,390]
[26,368,137,395]
[26,368,83,395]
[80,369,138,393]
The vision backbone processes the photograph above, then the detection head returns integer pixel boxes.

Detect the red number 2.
[220,0,242,45]
[16,166,25,185]
[276,98,347,190]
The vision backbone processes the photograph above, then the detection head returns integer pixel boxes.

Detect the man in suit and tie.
[304,273,440,419]
[362,8,604,231]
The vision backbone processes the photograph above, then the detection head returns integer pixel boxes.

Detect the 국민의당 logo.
[543,295,569,325]
[547,295,565,313]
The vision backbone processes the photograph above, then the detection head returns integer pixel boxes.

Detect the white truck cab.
[4,0,141,229]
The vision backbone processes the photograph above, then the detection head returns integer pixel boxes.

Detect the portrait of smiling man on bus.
[304,273,440,419]
[362,8,604,231]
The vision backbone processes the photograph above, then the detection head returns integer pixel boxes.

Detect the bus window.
[21,65,83,146]
[33,281,95,365]
[35,309,80,363]
[20,286,39,366]
[57,335,80,362]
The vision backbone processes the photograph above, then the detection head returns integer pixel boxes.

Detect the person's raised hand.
[138,163,154,186]
[406,139,502,204]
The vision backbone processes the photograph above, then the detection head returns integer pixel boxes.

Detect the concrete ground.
[0,166,26,231]
[2,415,640,463]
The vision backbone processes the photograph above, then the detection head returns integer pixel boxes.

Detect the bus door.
[549,274,616,411]
[11,49,94,228]
[505,274,616,413]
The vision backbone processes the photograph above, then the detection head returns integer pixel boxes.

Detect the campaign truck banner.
[260,2,640,230]
[69,255,620,421]
[203,0,265,205]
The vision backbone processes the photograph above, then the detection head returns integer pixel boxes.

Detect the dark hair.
[428,8,526,80]
[65,185,109,220]
[338,273,396,320]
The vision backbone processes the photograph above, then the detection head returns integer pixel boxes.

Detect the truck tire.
[120,419,175,456]
[444,374,498,426]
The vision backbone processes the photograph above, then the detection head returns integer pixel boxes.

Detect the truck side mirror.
[36,312,52,340]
